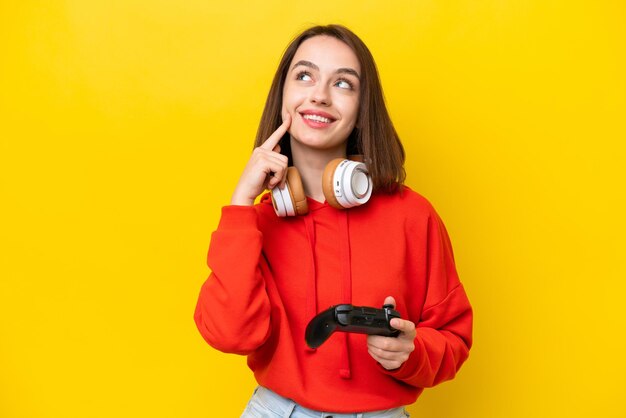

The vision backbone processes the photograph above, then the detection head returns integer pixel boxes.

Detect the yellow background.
[1,1,625,417]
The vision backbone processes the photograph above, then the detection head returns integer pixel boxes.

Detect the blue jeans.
[241,386,410,418]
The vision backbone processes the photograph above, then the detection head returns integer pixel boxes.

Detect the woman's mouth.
[303,114,333,123]
[299,111,336,128]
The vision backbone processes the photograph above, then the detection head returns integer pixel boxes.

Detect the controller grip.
[304,308,337,349]
[305,304,401,349]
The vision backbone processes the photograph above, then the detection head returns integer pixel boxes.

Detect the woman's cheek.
[281,105,289,122]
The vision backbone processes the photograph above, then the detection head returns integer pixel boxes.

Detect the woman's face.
[282,35,361,154]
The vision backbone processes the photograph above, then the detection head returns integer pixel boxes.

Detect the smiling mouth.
[301,113,335,124]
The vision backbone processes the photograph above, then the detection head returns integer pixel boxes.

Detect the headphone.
[271,156,372,217]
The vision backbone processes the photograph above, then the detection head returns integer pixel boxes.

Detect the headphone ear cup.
[323,158,372,209]
[322,158,345,209]
[271,167,309,217]
[271,182,290,217]
[285,167,309,216]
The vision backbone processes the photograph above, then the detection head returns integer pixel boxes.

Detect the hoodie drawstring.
[338,210,352,379]
[303,215,317,353]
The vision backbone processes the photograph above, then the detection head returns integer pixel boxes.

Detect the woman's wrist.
[230,191,255,206]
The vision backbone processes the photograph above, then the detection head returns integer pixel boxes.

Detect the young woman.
[194,25,473,418]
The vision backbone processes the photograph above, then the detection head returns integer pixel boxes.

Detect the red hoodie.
[194,186,472,412]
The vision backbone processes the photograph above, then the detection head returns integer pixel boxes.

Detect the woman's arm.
[194,206,272,355]
[194,117,291,354]
[371,207,473,387]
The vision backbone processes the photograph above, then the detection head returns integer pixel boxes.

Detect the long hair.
[254,24,405,193]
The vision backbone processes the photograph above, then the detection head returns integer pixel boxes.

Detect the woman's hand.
[231,114,291,206]
[367,296,417,370]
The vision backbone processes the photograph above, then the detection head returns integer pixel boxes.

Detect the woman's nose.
[310,83,331,106]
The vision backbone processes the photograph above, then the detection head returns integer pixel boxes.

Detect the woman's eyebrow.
[336,67,360,80]
[292,60,361,80]
[292,60,318,71]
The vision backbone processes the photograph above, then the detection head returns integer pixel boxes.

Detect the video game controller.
[305,304,401,349]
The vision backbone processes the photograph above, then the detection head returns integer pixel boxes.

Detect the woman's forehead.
[290,36,361,75]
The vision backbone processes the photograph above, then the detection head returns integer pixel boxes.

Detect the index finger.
[260,114,291,150]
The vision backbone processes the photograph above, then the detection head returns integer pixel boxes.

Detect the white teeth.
[303,114,332,123]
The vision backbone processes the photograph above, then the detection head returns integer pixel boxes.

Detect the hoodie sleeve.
[194,205,272,355]
[385,208,473,388]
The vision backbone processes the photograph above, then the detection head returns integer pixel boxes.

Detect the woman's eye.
[296,72,312,81]
[335,79,353,90]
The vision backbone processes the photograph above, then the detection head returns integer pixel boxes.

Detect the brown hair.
[254,24,405,193]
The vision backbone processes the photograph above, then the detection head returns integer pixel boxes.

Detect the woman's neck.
[290,139,346,203]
